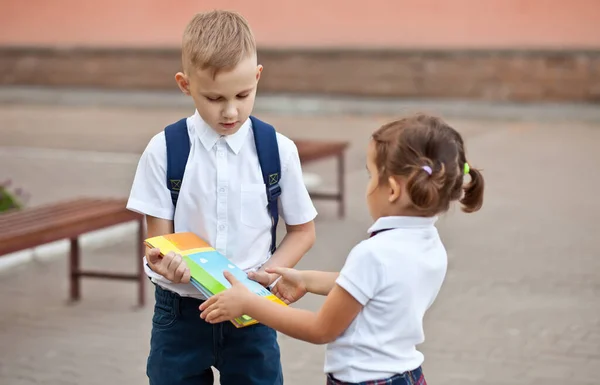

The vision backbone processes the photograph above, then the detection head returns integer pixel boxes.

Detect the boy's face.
[175,55,262,136]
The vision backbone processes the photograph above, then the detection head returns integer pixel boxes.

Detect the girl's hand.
[266,267,307,304]
[247,270,276,287]
[199,271,252,323]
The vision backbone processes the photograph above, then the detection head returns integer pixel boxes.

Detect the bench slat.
[0,198,141,255]
[0,198,130,238]
[295,141,349,163]
[0,198,106,231]
[1,201,130,239]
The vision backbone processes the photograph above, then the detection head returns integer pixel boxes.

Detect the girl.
[199,113,484,385]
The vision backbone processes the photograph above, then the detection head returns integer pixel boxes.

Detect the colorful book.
[144,232,286,328]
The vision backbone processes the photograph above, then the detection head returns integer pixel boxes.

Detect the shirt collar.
[367,216,437,236]
[193,110,250,155]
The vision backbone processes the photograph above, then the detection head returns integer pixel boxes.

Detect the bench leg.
[69,237,80,301]
[137,218,146,307]
[337,152,346,218]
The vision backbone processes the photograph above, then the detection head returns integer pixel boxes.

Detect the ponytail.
[460,165,484,213]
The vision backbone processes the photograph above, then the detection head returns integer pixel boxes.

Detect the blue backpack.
[163,116,281,254]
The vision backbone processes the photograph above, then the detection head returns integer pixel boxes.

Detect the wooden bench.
[295,140,349,218]
[0,198,146,306]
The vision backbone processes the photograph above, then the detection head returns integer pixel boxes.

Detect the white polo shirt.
[324,216,447,383]
[126,110,317,298]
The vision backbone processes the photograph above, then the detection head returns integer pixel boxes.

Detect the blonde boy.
[127,10,317,385]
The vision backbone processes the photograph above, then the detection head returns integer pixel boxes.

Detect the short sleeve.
[126,133,175,220]
[336,242,383,305]
[277,135,318,225]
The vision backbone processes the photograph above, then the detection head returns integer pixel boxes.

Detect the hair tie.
[422,165,432,175]
[463,163,470,175]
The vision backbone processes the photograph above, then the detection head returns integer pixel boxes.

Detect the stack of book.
[144,232,286,328]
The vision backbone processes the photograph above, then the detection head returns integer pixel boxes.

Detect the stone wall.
[1,47,598,102]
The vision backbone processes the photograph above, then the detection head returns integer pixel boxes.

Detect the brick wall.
[1,47,599,102]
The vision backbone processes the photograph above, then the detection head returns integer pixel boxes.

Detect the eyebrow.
[203,87,254,98]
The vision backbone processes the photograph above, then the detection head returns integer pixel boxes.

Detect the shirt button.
[218,151,224,157]
[219,224,226,231]
[219,188,226,193]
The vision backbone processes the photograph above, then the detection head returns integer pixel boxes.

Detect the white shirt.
[324,216,447,383]
[126,111,317,298]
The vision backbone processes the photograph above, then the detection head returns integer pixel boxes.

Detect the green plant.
[0,180,29,213]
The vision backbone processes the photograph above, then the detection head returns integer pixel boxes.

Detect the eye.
[206,96,222,102]
[237,93,250,99]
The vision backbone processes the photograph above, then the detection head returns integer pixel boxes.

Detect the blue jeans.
[326,367,426,385]
[147,285,283,385]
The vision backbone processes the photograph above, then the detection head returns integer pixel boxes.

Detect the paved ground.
[0,88,599,385]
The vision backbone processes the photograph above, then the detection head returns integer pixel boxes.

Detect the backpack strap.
[249,116,281,254]
[164,118,190,211]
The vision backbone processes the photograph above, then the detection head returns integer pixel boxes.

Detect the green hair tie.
[463,163,470,175]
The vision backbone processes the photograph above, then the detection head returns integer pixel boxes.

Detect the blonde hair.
[182,10,256,75]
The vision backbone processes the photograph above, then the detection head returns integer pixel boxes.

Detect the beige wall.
[1,0,599,49]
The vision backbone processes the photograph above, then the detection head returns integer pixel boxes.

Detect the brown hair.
[371,113,484,215]
[181,10,256,75]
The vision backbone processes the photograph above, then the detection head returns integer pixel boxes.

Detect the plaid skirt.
[326,366,426,385]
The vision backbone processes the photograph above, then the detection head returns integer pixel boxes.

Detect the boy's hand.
[265,267,307,305]
[147,248,191,284]
[199,271,252,323]
[247,270,276,287]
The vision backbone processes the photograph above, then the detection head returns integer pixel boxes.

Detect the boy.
[126,10,317,385]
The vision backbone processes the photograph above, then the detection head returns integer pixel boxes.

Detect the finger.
[210,315,230,324]
[209,311,233,324]
[248,271,271,286]
[200,307,219,320]
[173,263,187,283]
[166,252,182,271]
[200,300,222,316]
[271,286,285,301]
[181,267,191,284]
[277,294,290,305]
[247,271,267,281]
[159,251,174,272]
[166,254,183,280]
[199,295,218,311]
[223,270,239,286]
[265,266,291,276]
[147,248,162,264]
[270,284,280,297]
[205,309,224,323]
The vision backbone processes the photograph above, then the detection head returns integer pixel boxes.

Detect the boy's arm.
[127,132,189,283]
[250,138,318,287]
[146,215,174,239]
[252,221,316,286]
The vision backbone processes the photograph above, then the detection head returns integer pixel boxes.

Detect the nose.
[222,103,237,120]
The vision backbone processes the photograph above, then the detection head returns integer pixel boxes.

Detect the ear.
[387,176,402,203]
[175,72,191,95]
[256,64,263,82]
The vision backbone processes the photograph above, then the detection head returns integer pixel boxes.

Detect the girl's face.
[365,140,408,220]
[365,140,388,221]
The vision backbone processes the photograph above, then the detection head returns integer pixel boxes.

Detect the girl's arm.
[199,271,362,345]
[301,270,339,296]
